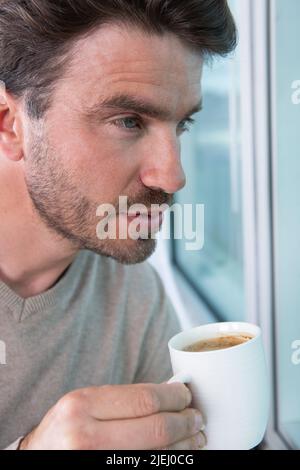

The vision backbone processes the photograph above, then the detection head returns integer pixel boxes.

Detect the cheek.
[55,126,141,202]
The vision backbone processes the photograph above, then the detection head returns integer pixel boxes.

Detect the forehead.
[61,23,203,115]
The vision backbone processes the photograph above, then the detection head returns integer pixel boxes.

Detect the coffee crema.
[182,333,254,352]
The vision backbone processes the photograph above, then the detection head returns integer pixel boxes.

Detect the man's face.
[22,23,203,264]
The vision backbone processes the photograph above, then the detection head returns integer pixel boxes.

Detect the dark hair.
[0,0,237,119]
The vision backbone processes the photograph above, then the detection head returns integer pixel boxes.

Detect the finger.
[89,407,204,450]
[81,382,192,420]
[157,432,207,450]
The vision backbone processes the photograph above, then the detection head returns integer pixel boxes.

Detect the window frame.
[268,0,298,450]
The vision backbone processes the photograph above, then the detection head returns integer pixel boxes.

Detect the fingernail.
[195,432,206,449]
[185,387,192,406]
[194,412,205,432]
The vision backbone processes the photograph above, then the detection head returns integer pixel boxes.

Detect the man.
[0,0,236,450]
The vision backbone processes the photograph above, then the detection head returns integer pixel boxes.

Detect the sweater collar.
[0,250,84,322]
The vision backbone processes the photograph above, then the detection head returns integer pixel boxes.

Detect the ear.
[0,87,24,162]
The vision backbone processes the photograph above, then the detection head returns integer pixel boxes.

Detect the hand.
[19,382,206,450]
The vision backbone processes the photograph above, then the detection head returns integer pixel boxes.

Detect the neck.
[0,159,78,298]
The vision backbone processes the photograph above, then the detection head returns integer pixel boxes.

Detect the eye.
[113,116,142,132]
[178,117,196,134]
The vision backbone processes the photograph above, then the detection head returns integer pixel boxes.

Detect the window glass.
[173,0,245,321]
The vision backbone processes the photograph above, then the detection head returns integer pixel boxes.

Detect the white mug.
[168,322,270,450]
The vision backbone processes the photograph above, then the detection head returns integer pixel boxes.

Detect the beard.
[24,128,172,265]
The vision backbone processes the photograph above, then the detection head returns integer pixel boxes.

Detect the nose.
[140,134,186,194]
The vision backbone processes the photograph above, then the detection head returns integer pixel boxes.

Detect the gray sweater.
[0,250,180,449]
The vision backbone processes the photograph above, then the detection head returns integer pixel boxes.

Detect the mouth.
[127,211,164,225]
[118,209,166,234]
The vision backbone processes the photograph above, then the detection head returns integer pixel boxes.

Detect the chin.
[87,238,157,265]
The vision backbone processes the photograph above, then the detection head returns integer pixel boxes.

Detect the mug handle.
[167,371,192,384]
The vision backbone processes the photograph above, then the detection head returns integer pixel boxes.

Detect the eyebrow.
[85,93,203,122]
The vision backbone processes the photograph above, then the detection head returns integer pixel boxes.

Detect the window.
[173,0,245,321]
[272,0,300,449]
[167,0,300,449]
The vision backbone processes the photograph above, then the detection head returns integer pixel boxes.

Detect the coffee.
[183,333,254,352]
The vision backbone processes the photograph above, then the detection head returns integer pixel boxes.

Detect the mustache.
[117,189,174,211]
[129,189,173,208]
